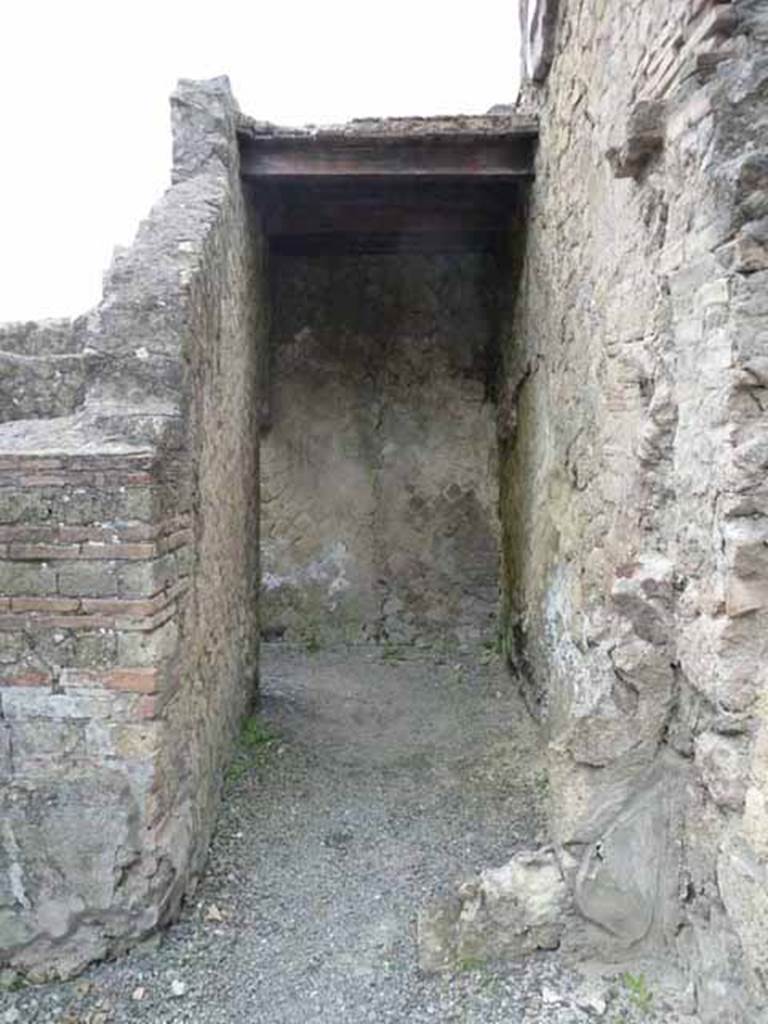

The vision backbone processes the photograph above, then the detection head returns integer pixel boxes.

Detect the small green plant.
[225,759,248,784]
[622,972,653,1015]
[455,955,487,973]
[225,716,278,783]
[380,641,406,663]
[479,637,499,666]
[304,631,322,653]
[240,715,276,750]
[0,970,26,993]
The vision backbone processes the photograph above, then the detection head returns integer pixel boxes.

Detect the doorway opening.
[240,119,535,649]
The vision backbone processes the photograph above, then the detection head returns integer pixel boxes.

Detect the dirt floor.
[1,646,694,1023]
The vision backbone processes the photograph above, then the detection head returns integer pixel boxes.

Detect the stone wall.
[502,0,768,1018]
[261,249,500,646]
[0,320,91,424]
[0,77,265,978]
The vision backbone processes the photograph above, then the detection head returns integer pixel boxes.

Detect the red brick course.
[9,543,82,560]
[0,581,188,631]
[0,669,51,687]
[62,667,161,694]
[11,597,81,613]
[80,542,158,560]
[0,516,191,547]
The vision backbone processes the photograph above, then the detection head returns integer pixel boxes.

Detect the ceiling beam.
[239,134,536,180]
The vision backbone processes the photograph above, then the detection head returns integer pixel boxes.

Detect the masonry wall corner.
[0,76,266,978]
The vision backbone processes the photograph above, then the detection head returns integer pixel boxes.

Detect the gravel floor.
[2,645,696,1023]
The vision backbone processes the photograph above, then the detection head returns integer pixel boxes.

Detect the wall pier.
[0,77,265,978]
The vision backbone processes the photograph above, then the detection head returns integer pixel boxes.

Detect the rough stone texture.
[261,250,500,645]
[236,111,538,141]
[501,0,768,1019]
[0,320,91,424]
[0,77,265,978]
[418,848,569,972]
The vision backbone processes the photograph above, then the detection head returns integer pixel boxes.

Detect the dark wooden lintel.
[239,129,533,249]
[239,134,535,180]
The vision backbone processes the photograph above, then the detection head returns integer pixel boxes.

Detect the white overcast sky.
[0,1,520,323]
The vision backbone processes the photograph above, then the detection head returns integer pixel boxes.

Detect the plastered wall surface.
[261,250,500,646]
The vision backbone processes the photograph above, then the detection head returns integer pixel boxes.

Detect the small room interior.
[240,124,534,649]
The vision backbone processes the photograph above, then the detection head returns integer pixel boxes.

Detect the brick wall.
[0,78,265,979]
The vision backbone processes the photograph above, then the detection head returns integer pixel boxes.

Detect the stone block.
[610,556,674,646]
[84,719,161,761]
[0,353,86,425]
[10,718,86,768]
[679,612,764,713]
[116,618,179,667]
[0,562,57,597]
[695,732,749,811]
[725,576,768,617]
[676,907,752,1024]
[723,518,768,573]
[30,628,117,672]
[717,833,768,1006]
[697,277,730,310]
[60,489,117,526]
[574,772,679,949]
[0,632,25,665]
[117,554,176,599]
[606,101,666,180]
[0,768,153,980]
[175,543,194,576]
[417,849,569,971]
[116,486,156,522]
[0,686,140,722]
[734,218,768,274]
[57,561,118,598]
[551,638,674,776]
[0,489,55,525]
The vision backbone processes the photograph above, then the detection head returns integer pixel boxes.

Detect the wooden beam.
[249,181,525,237]
[239,135,536,180]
